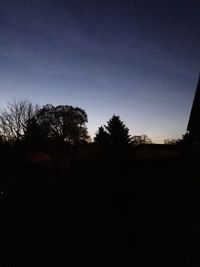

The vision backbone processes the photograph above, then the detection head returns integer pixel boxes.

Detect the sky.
[0,0,199,143]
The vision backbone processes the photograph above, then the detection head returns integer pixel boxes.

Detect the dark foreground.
[0,146,200,266]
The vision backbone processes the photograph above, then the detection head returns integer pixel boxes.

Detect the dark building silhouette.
[187,74,200,143]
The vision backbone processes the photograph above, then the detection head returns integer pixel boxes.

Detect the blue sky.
[0,0,199,143]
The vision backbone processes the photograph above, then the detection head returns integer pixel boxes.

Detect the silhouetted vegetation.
[0,100,38,141]
[94,115,131,146]
[1,98,200,267]
[0,100,90,146]
[94,126,110,145]
[36,104,89,144]
[131,134,152,145]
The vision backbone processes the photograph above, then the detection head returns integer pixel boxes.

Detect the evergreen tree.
[105,115,131,145]
[94,126,110,144]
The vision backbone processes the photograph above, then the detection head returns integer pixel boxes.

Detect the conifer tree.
[105,115,131,145]
[94,126,110,144]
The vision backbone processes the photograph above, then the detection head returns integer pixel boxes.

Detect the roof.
[187,74,200,141]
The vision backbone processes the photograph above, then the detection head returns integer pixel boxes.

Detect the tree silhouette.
[36,104,89,144]
[105,115,131,145]
[0,100,38,141]
[94,126,110,144]
[176,132,192,145]
[24,117,43,146]
[131,134,152,145]
[164,139,177,145]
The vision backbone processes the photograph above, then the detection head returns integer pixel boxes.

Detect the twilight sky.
[0,0,199,143]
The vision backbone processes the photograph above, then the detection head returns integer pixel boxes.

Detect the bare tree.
[164,139,177,145]
[0,100,38,141]
[131,134,152,145]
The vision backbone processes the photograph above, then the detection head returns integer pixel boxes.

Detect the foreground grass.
[0,152,199,266]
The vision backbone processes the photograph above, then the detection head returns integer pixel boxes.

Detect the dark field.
[0,145,200,266]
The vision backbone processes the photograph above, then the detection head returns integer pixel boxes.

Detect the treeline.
[0,99,153,149]
[0,100,89,146]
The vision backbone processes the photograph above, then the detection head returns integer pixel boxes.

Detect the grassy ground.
[0,150,199,266]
